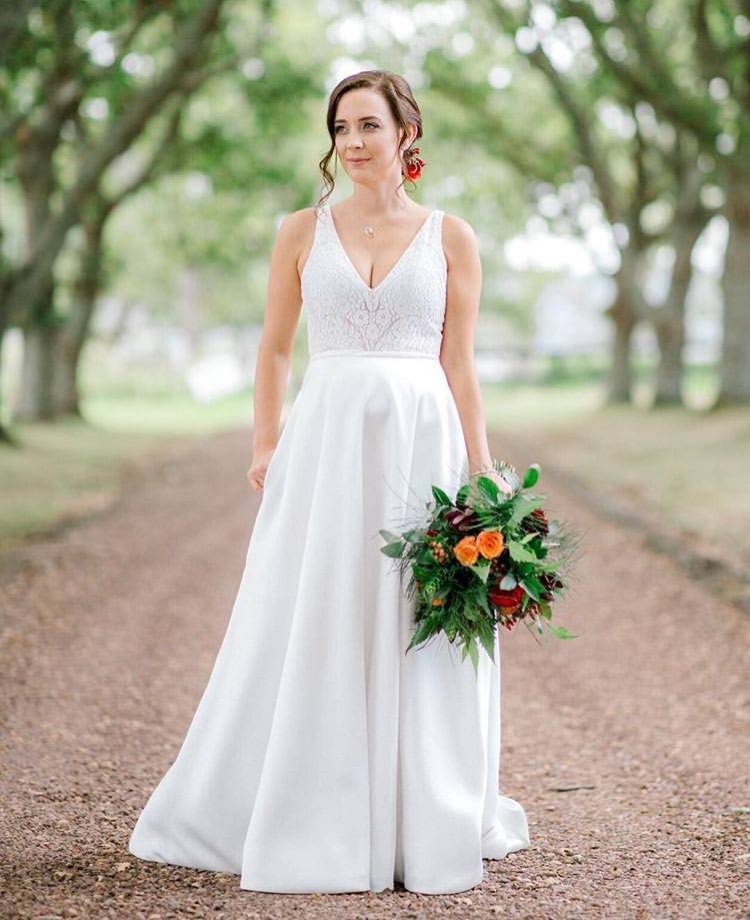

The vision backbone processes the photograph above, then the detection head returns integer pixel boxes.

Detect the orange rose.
[453,535,479,566]
[476,529,504,559]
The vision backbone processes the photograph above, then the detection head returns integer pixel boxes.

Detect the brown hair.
[315,69,423,209]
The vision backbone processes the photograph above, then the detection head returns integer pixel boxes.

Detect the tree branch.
[557,0,722,147]
[4,0,226,322]
[484,0,622,222]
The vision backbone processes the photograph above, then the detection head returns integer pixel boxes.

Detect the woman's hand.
[471,465,513,496]
[246,447,276,492]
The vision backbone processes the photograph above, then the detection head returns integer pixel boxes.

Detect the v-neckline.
[326,203,434,293]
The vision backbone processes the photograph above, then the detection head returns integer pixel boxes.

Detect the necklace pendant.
[363,224,375,238]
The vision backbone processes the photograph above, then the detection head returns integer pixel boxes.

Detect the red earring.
[404,146,425,181]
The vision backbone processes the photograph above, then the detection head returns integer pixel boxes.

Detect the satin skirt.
[128,349,530,894]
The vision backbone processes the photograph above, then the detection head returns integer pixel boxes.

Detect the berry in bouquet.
[379,460,582,675]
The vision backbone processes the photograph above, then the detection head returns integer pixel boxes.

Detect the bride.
[128,68,530,895]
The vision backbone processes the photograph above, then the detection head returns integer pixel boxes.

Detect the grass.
[0,390,253,549]
[482,379,750,567]
[1,372,748,568]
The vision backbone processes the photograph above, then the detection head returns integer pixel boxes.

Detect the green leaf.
[381,540,405,558]
[499,572,518,589]
[468,560,492,583]
[402,528,424,542]
[463,604,479,622]
[476,475,499,502]
[466,638,479,672]
[478,628,496,664]
[476,592,492,616]
[507,540,539,563]
[508,496,545,527]
[378,528,401,543]
[546,622,577,640]
[520,575,545,600]
[408,617,435,649]
[431,485,452,507]
[523,464,541,489]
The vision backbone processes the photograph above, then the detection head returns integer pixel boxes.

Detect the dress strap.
[428,209,445,257]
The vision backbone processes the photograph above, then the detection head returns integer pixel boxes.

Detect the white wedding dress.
[128,201,530,894]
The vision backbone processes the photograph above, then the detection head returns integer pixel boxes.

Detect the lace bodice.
[301,202,447,356]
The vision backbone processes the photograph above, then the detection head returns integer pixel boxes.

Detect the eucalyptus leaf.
[378,529,401,543]
[402,528,424,542]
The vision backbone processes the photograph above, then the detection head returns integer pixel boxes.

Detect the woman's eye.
[335,123,377,133]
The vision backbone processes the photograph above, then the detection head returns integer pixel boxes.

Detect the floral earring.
[403,144,425,181]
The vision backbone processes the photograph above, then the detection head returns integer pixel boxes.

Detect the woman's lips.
[348,158,370,163]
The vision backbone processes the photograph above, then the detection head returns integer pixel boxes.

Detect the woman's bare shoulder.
[440,212,479,262]
[278,206,318,239]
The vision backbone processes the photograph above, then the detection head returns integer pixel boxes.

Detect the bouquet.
[379,459,581,675]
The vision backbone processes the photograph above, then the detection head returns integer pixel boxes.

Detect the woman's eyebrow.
[334,115,381,124]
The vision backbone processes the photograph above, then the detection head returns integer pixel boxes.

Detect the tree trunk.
[716,166,750,406]
[14,317,57,421]
[652,211,707,406]
[652,311,685,404]
[604,284,636,404]
[48,221,104,417]
[49,326,85,417]
[0,320,19,444]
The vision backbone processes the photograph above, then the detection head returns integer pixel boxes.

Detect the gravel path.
[1,427,748,919]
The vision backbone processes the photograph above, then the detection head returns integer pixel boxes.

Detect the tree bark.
[716,166,750,405]
[49,220,104,416]
[652,212,707,405]
[603,284,637,404]
[14,300,57,422]
[0,320,19,444]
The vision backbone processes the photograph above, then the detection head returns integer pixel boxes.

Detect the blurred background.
[1,0,748,575]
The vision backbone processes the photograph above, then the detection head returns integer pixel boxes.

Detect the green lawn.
[482,380,750,567]
[0,390,253,550]
[1,379,747,569]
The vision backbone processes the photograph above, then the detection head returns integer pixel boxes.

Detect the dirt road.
[1,428,748,919]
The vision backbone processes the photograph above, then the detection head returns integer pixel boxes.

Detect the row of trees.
[1,0,747,445]
[0,0,323,441]
[455,0,749,406]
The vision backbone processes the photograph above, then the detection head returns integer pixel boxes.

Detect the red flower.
[444,507,478,531]
[488,584,524,608]
[405,146,425,181]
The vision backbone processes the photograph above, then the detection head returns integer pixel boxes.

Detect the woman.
[128,68,530,895]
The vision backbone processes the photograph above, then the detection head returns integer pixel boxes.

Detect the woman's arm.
[246,208,314,492]
[439,214,510,490]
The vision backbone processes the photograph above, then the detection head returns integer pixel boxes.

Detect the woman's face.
[333,87,416,184]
